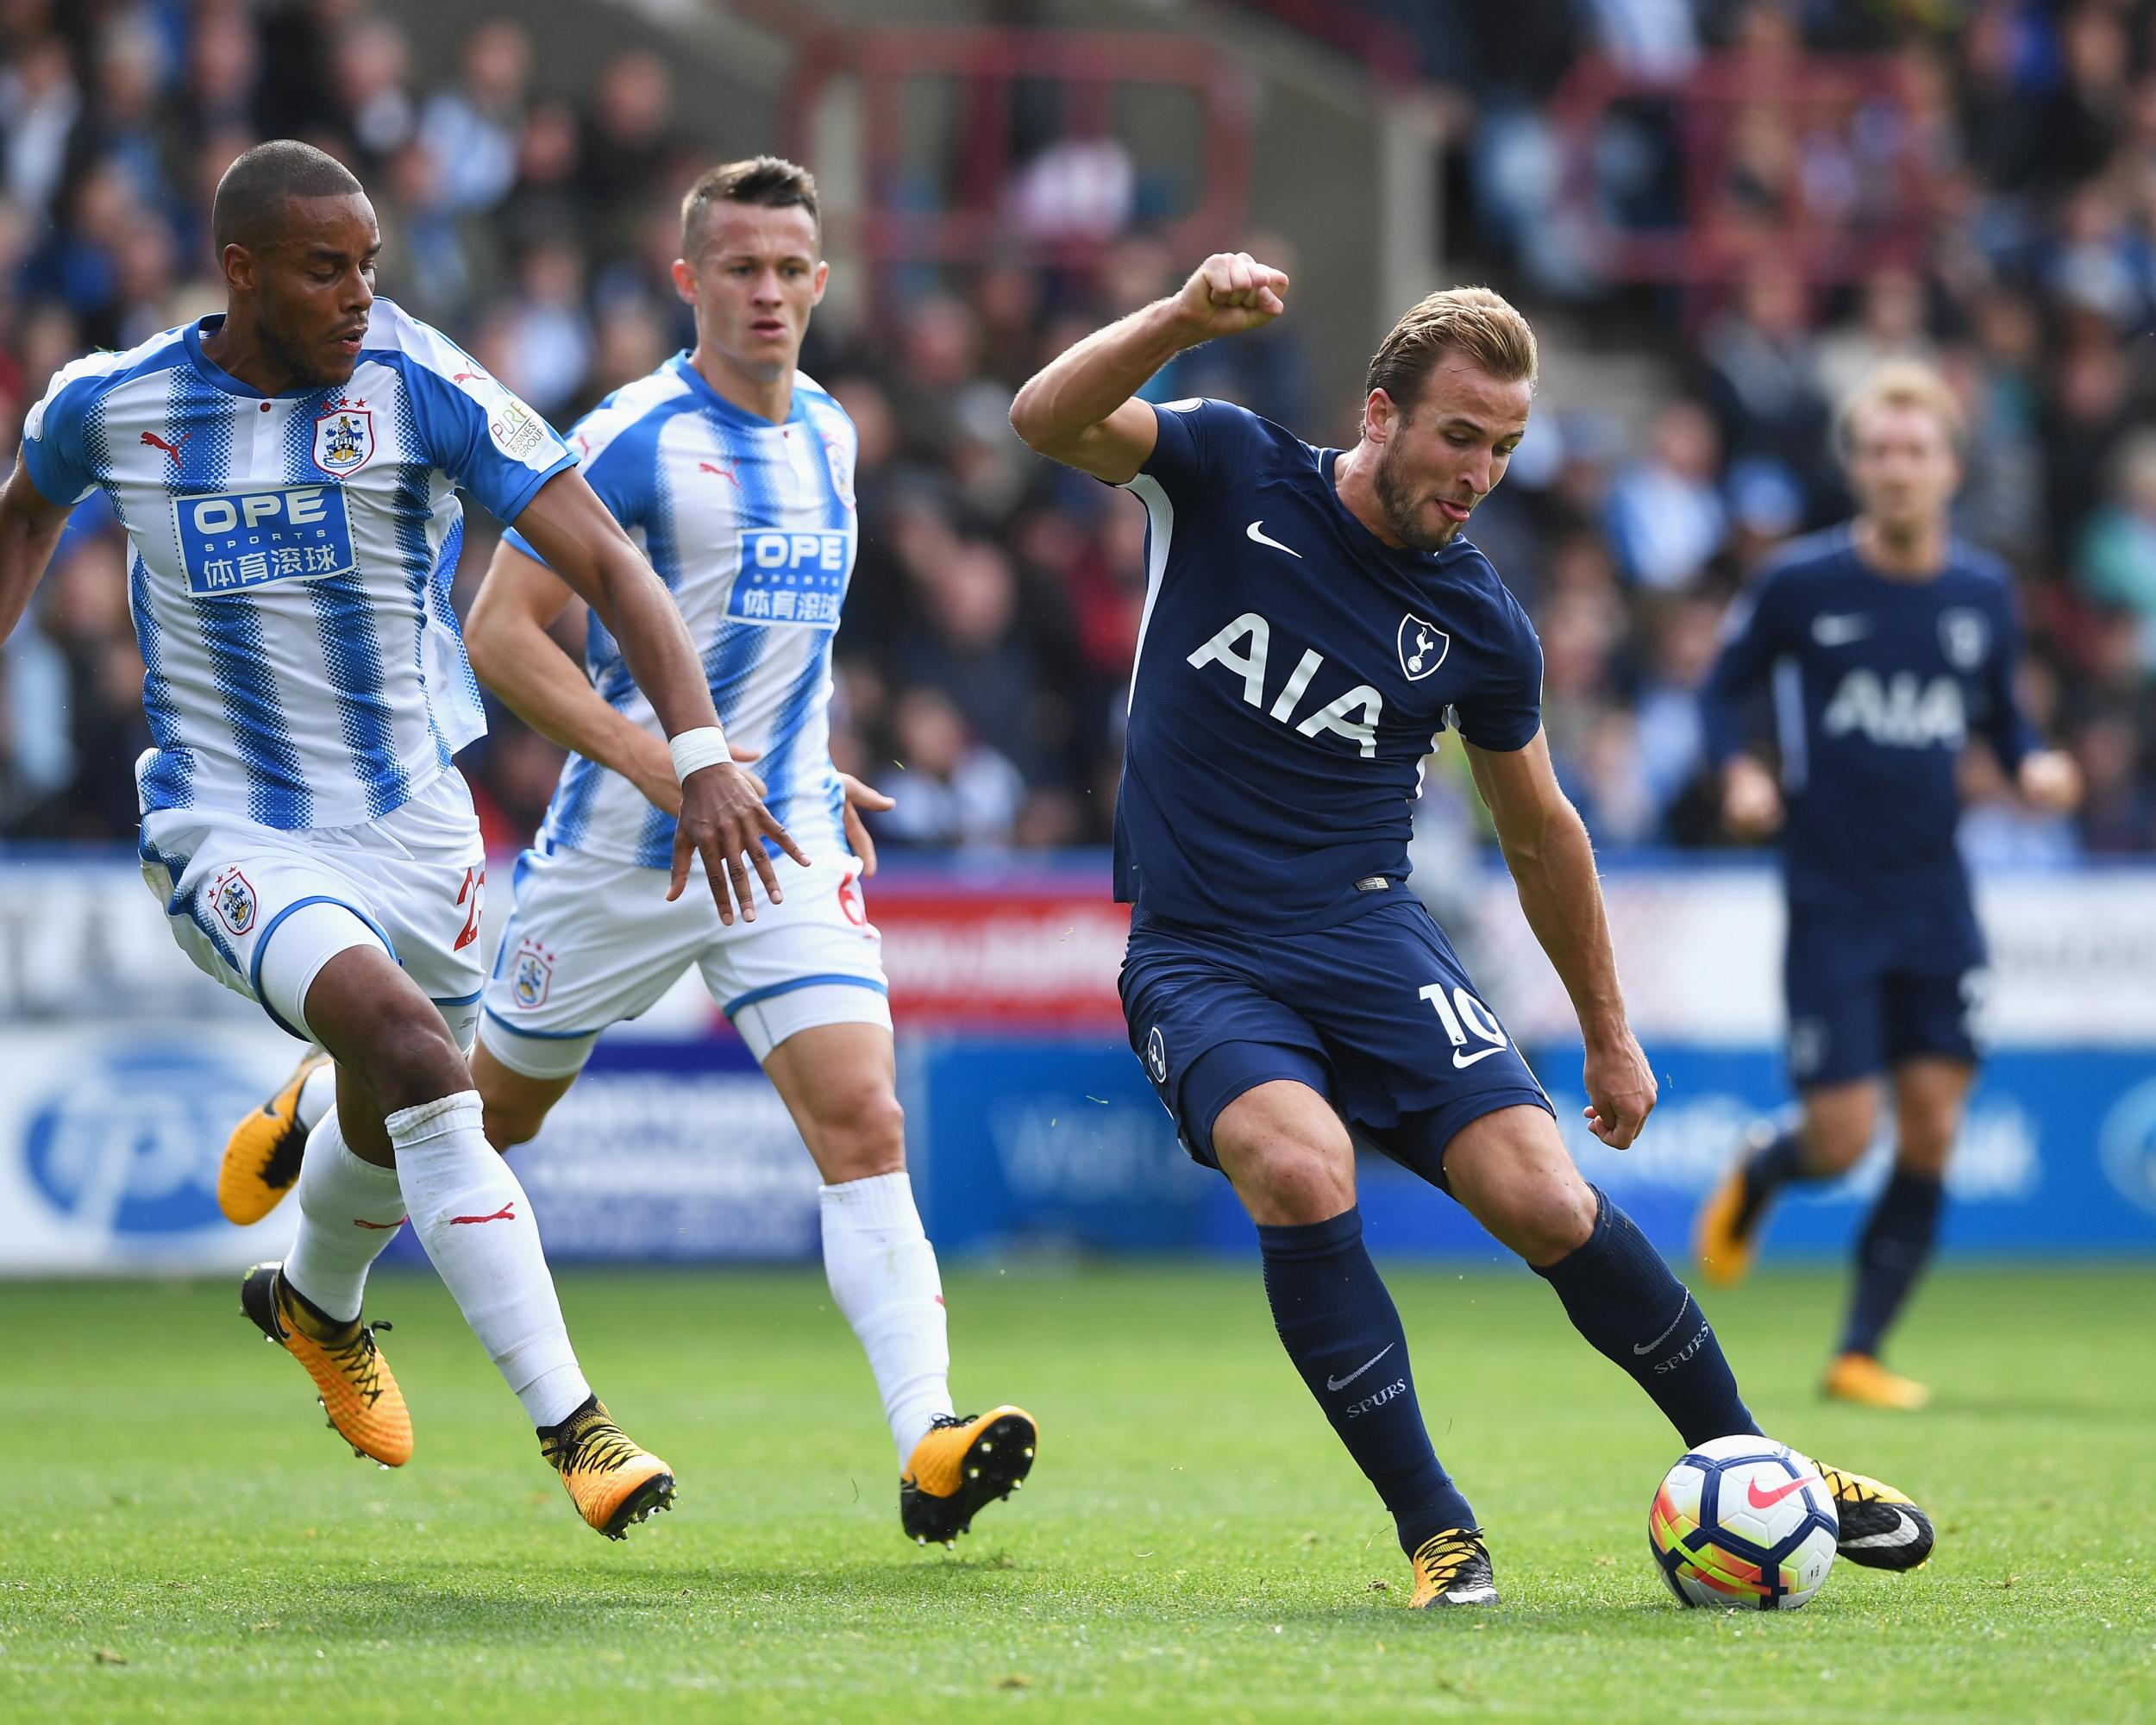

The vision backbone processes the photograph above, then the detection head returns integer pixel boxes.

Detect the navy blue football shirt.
[1112,398,1545,932]
[1700,525,2038,901]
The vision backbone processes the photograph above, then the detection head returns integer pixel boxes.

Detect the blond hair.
[1836,359,1964,455]
[1366,286,1538,415]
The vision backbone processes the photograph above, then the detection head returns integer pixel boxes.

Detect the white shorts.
[137,769,487,1050]
[477,842,891,1076]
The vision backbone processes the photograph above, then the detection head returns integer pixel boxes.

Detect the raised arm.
[507,466,808,920]
[1464,729,1656,1150]
[0,457,77,645]
[1008,251,1289,483]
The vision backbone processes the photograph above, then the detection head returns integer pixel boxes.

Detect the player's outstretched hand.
[1172,252,1291,342]
[838,773,894,878]
[1582,1030,1658,1150]
[1720,756,1783,840]
[632,739,763,818]
[2018,748,2082,813]
[671,760,811,923]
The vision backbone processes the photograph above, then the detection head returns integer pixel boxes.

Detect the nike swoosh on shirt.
[1632,1293,1691,1355]
[1246,519,1302,558]
[1812,613,1871,645]
[1452,1045,1507,1069]
[1326,1343,1395,1392]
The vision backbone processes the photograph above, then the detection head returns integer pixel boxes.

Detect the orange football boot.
[240,1261,411,1466]
[899,1406,1037,1546]
[1816,1459,1936,1570]
[1408,1527,1499,1608]
[537,1398,676,1540]
[1696,1123,1783,1287]
[1824,1352,1933,1412]
[220,1049,330,1225]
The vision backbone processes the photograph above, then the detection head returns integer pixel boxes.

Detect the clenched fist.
[1170,252,1291,343]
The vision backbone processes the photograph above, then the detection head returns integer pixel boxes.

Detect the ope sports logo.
[172,486,356,595]
[728,529,849,629]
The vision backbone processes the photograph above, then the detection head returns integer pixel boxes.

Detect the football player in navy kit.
[1011,255,1937,1607]
[1695,361,2080,1411]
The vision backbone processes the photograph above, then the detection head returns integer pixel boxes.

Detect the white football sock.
[389,1090,591,1429]
[280,1109,405,1324]
[295,1057,336,1134]
[820,1171,954,1465]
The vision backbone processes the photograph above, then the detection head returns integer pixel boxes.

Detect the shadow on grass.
[219,1554,1852,1652]
[214,1555,1526,1645]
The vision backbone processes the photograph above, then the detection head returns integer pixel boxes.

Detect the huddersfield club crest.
[210,866,257,937]
[821,430,856,509]
[313,405,375,476]
[1397,613,1450,681]
[510,938,555,1010]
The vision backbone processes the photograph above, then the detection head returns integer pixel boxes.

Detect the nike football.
[1649,1434,1839,1609]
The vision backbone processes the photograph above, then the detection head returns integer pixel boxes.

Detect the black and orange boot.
[240,1260,411,1466]
[220,1050,330,1225]
[536,1397,676,1540]
[1817,1463,1936,1571]
[899,1407,1037,1547]
[1407,1528,1499,1608]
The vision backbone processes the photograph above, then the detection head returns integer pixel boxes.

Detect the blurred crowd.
[2,0,2153,863]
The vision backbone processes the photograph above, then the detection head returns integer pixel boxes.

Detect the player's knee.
[1230,1140,1354,1226]
[1800,1095,1874,1174]
[808,1083,907,1182]
[1487,1166,1597,1266]
[483,1094,545,1153]
[1895,1111,1955,1176]
[354,1010,468,1116]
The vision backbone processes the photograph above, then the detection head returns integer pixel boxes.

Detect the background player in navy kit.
[1695,362,2081,1412]
[1011,256,1936,1607]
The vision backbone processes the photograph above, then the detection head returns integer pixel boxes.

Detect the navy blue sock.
[1257,1207,1474,1555]
[1533,1188,1761,1448]
[1735,1126,1819,1233]
[1839,1169,1945,1359]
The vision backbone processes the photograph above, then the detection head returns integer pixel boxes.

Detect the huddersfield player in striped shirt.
[0,141,807,1534]
[217,159,1037,1546]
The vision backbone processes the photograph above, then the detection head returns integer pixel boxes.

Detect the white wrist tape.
[668,725,730,782]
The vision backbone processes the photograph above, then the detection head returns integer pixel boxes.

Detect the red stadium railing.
[1547,50,1929,292]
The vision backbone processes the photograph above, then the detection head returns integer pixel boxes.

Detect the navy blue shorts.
[1119,900,1552,1183]
[1783,891,1984,1088]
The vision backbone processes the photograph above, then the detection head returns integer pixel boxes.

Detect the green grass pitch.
[3,1263,2152,1723]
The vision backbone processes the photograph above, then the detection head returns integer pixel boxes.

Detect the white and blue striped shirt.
[502,354,857,870]
[21,299,573,831]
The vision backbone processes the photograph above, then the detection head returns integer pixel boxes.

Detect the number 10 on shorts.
[1420,982,1510,1069]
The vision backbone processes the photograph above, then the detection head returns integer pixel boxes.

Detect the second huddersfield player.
[219,158,1036,1545]
[1695,361,2080,1411]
